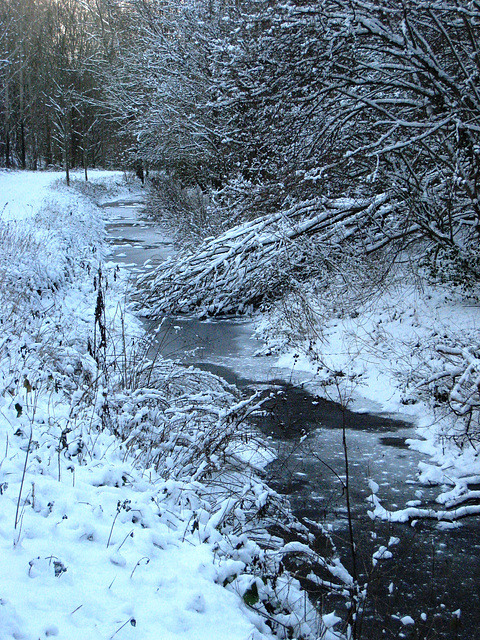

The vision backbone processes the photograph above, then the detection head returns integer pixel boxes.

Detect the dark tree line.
[0,0,126,176]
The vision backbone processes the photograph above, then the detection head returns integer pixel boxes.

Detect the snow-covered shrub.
[415,341,480,448]
[102,357,267,481]
[0,220,44,321]
[66,174,131,204]
[147,172,224,247]
[0,188,103,398]
[142,194,392,317]
[423,243,480,291]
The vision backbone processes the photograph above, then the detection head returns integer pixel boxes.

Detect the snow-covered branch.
[141,194,396,316]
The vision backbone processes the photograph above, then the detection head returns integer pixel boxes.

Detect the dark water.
[250,385,480,640]
[105,200,480,640]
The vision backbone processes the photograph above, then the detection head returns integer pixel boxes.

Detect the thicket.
[104,0,480,288]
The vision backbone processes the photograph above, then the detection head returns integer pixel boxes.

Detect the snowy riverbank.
[260,274,480,521]
[0,171,346,640]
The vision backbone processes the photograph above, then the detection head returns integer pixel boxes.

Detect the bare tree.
[0,0,125,171]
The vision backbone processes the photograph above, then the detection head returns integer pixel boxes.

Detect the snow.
[0,169,124,221]
[262,278,480,518]
[0,457,263,639]
[0,172,342,640]
[371,546,393,566]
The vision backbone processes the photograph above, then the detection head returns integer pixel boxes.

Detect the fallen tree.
[139,193,409,316]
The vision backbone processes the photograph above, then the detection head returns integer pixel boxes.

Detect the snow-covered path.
[0,170,124,221]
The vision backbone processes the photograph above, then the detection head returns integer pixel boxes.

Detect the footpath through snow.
[0,171,346,640]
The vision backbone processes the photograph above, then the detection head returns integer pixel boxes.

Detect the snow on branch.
[140,194,394,316]
[434,344,480,414]
[368,493,480,524]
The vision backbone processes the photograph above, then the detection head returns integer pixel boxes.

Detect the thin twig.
[15,426,33,531]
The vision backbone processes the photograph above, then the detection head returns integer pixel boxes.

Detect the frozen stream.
[105,198,480,640]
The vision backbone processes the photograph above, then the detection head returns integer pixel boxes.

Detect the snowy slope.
[0,172,344,640]
[262,276,480,521]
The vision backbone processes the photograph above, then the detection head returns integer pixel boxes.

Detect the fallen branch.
[368,493,480,523]
[140,194,400,316]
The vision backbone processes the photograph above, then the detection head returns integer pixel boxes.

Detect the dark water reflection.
[106,200,480,640]
[249,384,480,640]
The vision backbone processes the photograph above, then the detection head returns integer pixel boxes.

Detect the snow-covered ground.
[0,170,126,221]
[261,275,480,521]
[0,171,345,640]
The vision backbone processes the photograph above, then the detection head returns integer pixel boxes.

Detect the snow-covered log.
[140,194,398,316]
[368,493,480,524]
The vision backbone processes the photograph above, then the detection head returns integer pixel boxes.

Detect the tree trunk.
[65,122,70,186]
[45,116,52,167]
[4,77,11,168]
[19,60,26,169]
[20,120,26,170]
[5,130,10,168]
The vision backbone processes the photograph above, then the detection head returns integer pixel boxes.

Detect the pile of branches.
[141,194,406,316]
[425,342,480,447]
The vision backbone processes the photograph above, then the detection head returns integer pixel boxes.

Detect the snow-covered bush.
[142,194,392,316]
[412,340,480,448]
[0,174,353,639]
[147,173,225,248]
